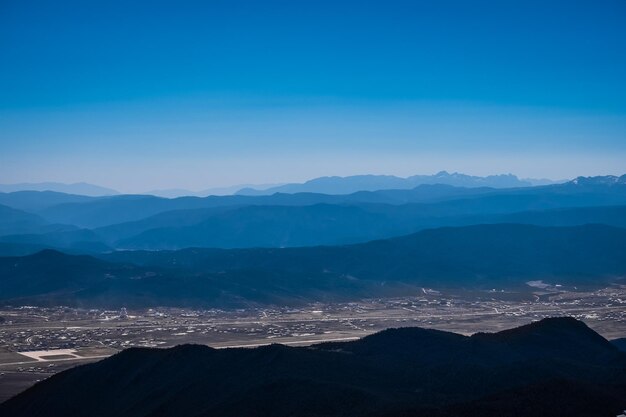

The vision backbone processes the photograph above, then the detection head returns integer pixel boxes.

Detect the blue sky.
[1,0,625,192]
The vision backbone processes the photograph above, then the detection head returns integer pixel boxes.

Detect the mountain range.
[0,182,119,196]
[1,223,625,308]
[2,317,624,417]
[0,175,624,254]
[0,172,564,199]
[1,174,625,414]
[0,174,624,307]
[143,183,283,198]
[236,171,563,195]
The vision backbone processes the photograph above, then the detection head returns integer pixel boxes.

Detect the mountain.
[0,182,118,196]
[93,206,241,244]
[0,204,48,235]
[236,171,537,195]
[112,204,399,249]
[1,224,625,307]
[1,177,625,251]
[0,242,54,257]
[4,203,626,255]
[0,248,394,307]
[523,177,566,186]
[0,175,623,254]
[103,223,626,287]
[0,250,130,301]
[612,338,626,352]
[37,185,494,228]
[198,183,283,196]
[105,204,626,250]
[0,229,110,253]
[1,200,620,255]
[0,205,72,237]
[145,183,284,198]
[494,204,626,227]
[33,175,626,229]
[37,194,186,228]
[140,188,200,198]
[570,174,626,186]
[2,318,625,417]
[34,187,477,228]
[0,190,96,212]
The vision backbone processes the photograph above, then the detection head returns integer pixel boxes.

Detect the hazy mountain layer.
[236,171,538,195]
[0,204,48,235]
[0,182,118,196]
[0,176,624,253]
[108,203,626,250]
[1,203,625,254]
[0,191,97,212]
[1,224,625,308]
[28,176,626,229]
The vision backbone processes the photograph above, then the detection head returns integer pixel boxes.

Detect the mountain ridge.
[236,171,545,195]
[0,182,119,196]
[0,175,624,254]
[2,317,624,417]
[1,223,625,308]
[24,176,626,229]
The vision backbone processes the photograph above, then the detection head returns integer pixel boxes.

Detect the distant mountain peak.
[473,317,618,358]
[484,316,589,336]
[0,182,119,196]
[570,174,626,186]
[236,172,537,196]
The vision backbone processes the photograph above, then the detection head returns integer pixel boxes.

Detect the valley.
[2,283,625,403]
[4,3,626,413]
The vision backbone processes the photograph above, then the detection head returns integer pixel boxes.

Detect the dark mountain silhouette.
[0,242,53,257]
[0,250,136,302]
[612,338,626,352]
[0,229,110,253]
[105,223,626,286]
[1,224,625,307]
[93,206,241,243]
[1,318,624,417]
[37,194,181,228]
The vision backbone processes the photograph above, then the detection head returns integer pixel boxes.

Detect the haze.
[1,0,625,192]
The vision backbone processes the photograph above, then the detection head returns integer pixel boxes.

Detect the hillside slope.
[1,224,625,307]
[1,318,624,417]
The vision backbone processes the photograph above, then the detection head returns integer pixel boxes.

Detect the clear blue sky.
[1,0,625,192]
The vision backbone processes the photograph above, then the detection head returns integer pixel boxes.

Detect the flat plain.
[1,282,625,403]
